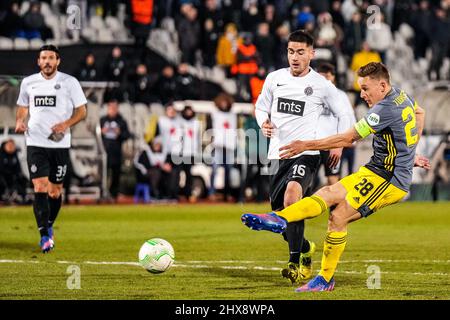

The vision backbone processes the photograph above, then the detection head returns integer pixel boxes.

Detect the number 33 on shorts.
[339,166,407,217]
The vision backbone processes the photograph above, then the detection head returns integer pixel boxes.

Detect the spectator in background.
[0,139,28,204]
[21,0,53,40]
[262,3,282,34]
[156,65,177,105]
[330,0,346,31]
[176,3,201,65]
[350,42,381,106]
[128,63,158,105]
[295,5,315,29]
[208,93,237,202]
[103,46,127,102]
[274,22,290,69]
[344,11,366,57]
[179,105,201,202]
[134,137,169,200]
[199,0,224,33]
[127,0,154,53]
[175,63,200,100]
[100,100,131,202]
[0,2,23,38]
[232,33,259,102]
[428,7,450,81]
[201,18,219,67]
[410,0,432,60]
[155,102,182,200]
[216,23,242,76]
[392,0,415,31]
[365,12,392,63]
[104,46,126,83]
[241,0,262,33]
[315,12,342,48]
[254,22,275,72]
[78,52,100,81]
[249,66,266,105]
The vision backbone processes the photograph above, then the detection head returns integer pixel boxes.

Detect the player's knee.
[316,184,345,206]
[48,189,62,199]
[33,181,48,193]
[315,185,333,202]
[284,192,300,208]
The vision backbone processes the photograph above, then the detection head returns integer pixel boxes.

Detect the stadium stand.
[0,0,449,203]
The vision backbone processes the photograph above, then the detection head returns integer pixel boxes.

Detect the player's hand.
[279,140,306,159]
[414,154,431,170]
[328,148,343,169]
[261,119,275,138]
[15,120,27,134]
[51,122,68,134]
[162,163,172,172]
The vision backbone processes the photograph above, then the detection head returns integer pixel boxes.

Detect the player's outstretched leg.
[242,195,329,233]
[241,212,287,233]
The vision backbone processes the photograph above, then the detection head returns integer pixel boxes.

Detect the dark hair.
[357,62,390,83]
[288,30,314,47]
[39,44,60,59]
[317,63,336,76]
[214,92,234,110]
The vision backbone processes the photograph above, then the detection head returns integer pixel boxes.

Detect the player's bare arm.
[415,105,425,141]
[15,106,29,133]
[279,127,361,159]
[51,104,87,134]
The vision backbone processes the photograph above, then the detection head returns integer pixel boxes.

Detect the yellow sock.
[318,231,347,282]
[277,195,328,223]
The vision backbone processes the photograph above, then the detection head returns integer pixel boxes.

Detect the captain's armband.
[354,118,375,139]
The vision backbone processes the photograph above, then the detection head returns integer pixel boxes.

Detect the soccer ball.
[138,238,175,273]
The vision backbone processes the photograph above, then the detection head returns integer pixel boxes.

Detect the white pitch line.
[183,260,450,264]
[0,259,448,276]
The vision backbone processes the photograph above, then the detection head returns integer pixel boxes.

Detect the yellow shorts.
[339,166,407,217]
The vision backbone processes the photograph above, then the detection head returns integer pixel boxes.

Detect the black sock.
[33,192,50,237]
[301,238,310,253]
[285,220,305,264]
[48,195,62,227]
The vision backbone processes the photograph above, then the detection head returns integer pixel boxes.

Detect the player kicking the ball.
[241,62,431,292]
[15,45,87,253]
[253,30,353,284]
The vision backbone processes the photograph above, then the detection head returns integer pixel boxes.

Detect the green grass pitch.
[0,202,449,300]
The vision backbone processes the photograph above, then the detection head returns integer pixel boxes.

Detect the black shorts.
[269,155,320,211]
[320,150,341,177]
[27,146,69,184]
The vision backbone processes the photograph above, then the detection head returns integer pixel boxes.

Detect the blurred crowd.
[0,0,449,103]
[100,93,271,203]
[1,0,450,204]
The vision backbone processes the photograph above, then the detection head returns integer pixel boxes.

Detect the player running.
[15,45,87,253]
[242,62,430,291]
[254,30,353,284]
